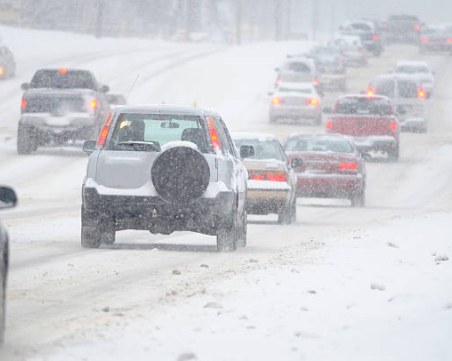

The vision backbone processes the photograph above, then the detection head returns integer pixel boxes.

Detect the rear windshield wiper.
[116,141,160,152]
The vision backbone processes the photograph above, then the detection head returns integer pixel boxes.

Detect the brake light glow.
[248,170,287,182]
[325,119,333,130]
[313,78,320,85]
[21,97,27,111]
[272,97,283,105]
[0,67,3,76]
[58,68,68,75]
[338,162,358,171]
[91,98,98,110]
[207,116,222,152]
[414,23,420,31]
[447,38,452,43]
[96,113,113,149]
[390,119,398,131]
[372,33,379,42]
[367,87,375,97]
[275,74,281,84]
[306,98,319,106]
[418,88,426,99]
[420,37,429,43]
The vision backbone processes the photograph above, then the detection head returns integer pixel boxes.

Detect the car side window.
[214,117,236,157]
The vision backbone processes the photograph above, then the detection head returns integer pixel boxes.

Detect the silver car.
[0,186,17,344]
[82,105,251,251]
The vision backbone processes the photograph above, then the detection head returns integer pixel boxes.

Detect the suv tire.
[17,125,36,154]
[350,190,365,207]
[217,215,238,252]
[81,207,102,248]
[236,211,247,248]
[278,198,296,224]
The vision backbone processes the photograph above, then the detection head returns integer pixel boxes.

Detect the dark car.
[339,20,384,56]
[284,134,366,206]
[0,45,15,79]
[384,14,422,44]
[419,24,452,54]
[0,186,18,344]
[81,105,251,251]
[17,69,111,154]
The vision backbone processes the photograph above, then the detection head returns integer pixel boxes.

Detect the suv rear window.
[108,113,208,153]
[282,62,311,72]
[284,137,354,153]
[336,98,392,115]
[24,95,86,113]
[398,80,418,98]
[30,70,97,90]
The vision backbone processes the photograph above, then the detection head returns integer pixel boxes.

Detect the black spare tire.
[152,146,210,203]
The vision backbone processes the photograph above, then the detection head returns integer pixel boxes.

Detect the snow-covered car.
[284,134,366,207]
[368,74,428,133]
[306,45,346,92]
[329,35,368,67]
[393,61,435,97]
[81,105,251,251]
[338,20,384,56]
[0,45,15,79]
[325,94,400,160]
[269,82,322,124]
[275,56,322,93]
[232,132,299,224]
[106,93,127,106]
[17,68,111,154]
[0,186,17,344]
[384,14,422,44]
[419,24,452,54]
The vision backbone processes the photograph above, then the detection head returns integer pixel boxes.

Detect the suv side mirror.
[83,140,97,155]
[290,158,303,168]
[0,186,17,209]
[21,83,30,90]
[100,84,110,93]
[240,145,255,159]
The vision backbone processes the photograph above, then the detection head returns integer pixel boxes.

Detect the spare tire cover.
[152,146,210,203]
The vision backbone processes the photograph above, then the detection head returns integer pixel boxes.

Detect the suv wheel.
[350,190,366,207]
[217,216,238,252]
[278,198,296,224]
[17,125,36,154]
[0,265,5,344]
[236,211,247,248]
[81,207,102,248]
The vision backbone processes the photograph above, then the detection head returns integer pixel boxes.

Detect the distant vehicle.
[0,186,18,344]
[284,134,366,206]
[232,132,299,224]
[393,61,435,96]
[383,14,422,44]
[306,45,346,92]
[106,93,127,106]
[0,45,15,79]
[81,105,251,251]
[17,68,111,154]
[329,35,368,67]
[339,20,384,56]
[275,57,322,93]
[324,94,400,160]
[368,74,428,133]
[269,82,322,124]
[419,24,452,54]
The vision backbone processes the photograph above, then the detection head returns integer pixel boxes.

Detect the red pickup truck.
[325,95,400,160]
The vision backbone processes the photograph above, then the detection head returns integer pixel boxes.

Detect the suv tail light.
[313,78,320,85]
[91,98,98,111]
[420,37,429,43]
[325,119,333,130]
[372,34,379,42]
[249,170,287,182]
[96,113,113,149]
[21,97,27,112]
[414,23,421,31]
[390,119,397,131]
[272,97,284,105]
[418,88,426,99]
[338,162,358,172]
[447,38,452,43]
[206,116,222,152]
[275,74,281,85]
[306,98,319,106]
[0,66,4,77]
[367,87,375,97]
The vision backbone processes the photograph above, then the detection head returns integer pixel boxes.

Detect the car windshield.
[284,137,354,153]
[234,138,284,161]
[108,113,208,152]
[282,61,311,72]
[396,65,429,74]
[398,80,419,98]
[30,70,97,89]
[311,47,339,56]
[23,95,87,114]
[336,98,392,115]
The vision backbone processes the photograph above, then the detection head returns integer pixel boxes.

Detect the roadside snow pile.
[47,212,452,361]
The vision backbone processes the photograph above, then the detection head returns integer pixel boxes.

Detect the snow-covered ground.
[0,25,451,361]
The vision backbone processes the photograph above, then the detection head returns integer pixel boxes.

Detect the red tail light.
[91,98,98,110]
[390,119,397,131]
[338,162,358,171]
[21,97,27,112]
[325,119,333,130]
[367,87,375,97]
[275,75,281,84]
[0,66,3,76]
[372,33,379,42]
[58,68,68,75]
[96,113,113,149]
[248,170,287,182]
[207,116,222,152]
[418,88,426,99]
[272,97,284,105]
[313,78,320,85]
[447,38,452,43]
[306,98,319,106]
[420,37,429,43]
[414,23,420,31]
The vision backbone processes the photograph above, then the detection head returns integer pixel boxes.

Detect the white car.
[269,82,322,125]
[393,61,435,96]
[329,35,368,67]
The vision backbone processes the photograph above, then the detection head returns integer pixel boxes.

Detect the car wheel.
[278,198,295,224]
[388,146,400,162]
[100,219,116,245]
[17,125,36,155]
[350,190,365,207]
[290,197,297,223]
[217,216,238,252]
[81,207,102,248]
[236,211,247,248]
[0,261,5,344]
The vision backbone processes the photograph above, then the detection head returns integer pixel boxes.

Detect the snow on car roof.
[276,82,314,90]
[113,104,215,117]
[396,60,429,68]
[231,132,277,142]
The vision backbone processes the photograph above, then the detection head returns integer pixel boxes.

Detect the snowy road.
[0,26,451,360]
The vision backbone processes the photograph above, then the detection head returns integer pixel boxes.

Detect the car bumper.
[20,114,98,138]
[400,117,427,132]
[352,136,398,153]
[270,106,320,120]
[296,173,364,198]
[246,181,291,214]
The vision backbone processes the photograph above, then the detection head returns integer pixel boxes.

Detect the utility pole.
[275,0,283,40]
[95,0,104,38]
[236,0,242,44]
[312,0,319,41]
